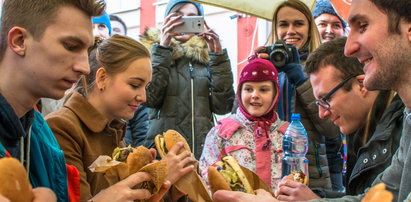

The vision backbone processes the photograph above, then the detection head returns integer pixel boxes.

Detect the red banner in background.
[329,0,351,22]
[237,16,258,80]
[140,0,156,34]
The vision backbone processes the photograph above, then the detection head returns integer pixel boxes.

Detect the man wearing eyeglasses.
[274,37,404,201]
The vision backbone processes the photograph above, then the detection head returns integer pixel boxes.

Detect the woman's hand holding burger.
[213,189,277,202]
[162,142,196,184]
[91,172,171,202]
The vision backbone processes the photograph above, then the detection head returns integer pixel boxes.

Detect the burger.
[110,145,168,194]
[112,145,153,174]
[0,158,32,202]
[207,156,254,194]
[362,183,393,202]
[137,161,168,194]
[155,130,213,201]
[285,170,308,185]
[154,129,192,158]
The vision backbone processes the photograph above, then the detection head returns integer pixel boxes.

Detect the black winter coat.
[140,31,235,159]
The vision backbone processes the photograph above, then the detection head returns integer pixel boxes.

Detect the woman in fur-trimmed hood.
[140,0,235,160]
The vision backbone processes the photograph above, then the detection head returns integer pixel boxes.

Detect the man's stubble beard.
[365,35,410,92]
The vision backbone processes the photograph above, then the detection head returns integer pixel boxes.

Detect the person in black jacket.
[275,37,403,200]
[141,0,235,159]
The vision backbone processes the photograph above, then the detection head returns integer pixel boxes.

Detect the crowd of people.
[0,0,410,201]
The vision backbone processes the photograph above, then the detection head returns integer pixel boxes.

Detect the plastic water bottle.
[282,113,309,183]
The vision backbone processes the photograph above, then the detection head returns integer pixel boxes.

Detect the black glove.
[277,45,307,87]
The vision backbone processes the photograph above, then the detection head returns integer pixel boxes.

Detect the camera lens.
[270,50,287,68]
[272,52,284,63]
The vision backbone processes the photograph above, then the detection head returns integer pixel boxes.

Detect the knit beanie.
[312,0,347,28]
[237,59,280,121]
[92,12,112,35]
[164,0,204,17]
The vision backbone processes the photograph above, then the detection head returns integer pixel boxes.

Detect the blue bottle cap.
[291,113,301,121]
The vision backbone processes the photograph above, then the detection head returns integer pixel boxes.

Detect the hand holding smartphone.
[171,16,205,34]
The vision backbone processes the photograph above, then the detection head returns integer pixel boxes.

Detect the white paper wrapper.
[88,155,129,185]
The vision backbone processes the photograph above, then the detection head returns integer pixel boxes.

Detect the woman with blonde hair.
[46,35,194,202]
[254,0,341,194]
[270,0,321,57]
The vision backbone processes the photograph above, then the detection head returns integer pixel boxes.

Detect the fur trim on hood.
[139,28,210,64]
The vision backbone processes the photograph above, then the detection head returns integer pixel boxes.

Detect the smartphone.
[172,16,205,34]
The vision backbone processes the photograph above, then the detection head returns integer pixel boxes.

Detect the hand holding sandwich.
[213,189,277,202]
[0,158,56,202]
[0,195,9,202]
[32,188,57,202]
[89,145,170,201]
[155,130,213,201]
[91,172,171,202]
[275,178,320,201]
[162,142,196,184]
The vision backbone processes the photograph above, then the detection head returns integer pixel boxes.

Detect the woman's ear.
[95,67,108,91]
[356,74,368,97]
[406,20,411,42]
[8,27,28,56]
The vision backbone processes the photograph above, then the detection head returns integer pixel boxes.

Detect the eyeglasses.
[316,74,360,110]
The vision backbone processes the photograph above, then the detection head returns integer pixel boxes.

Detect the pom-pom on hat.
[312,0,347,28]
[164,0,204,17]
[92,12,112,35]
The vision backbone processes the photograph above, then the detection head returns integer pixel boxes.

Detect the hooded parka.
[140,28,235,159]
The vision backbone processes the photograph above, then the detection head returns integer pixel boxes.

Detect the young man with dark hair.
[0,0,104,200]
[343,0,411,201]
[0,0,170,201]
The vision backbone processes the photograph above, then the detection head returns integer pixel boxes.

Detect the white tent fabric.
[191,0,317,21]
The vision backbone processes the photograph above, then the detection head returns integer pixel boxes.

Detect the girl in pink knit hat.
[199,58,289,193]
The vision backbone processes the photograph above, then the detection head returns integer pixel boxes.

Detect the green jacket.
[0,92,69,202]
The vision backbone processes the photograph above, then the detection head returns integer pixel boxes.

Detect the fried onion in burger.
[111,145,168,194]
[112,145,153,175]
[91,145,168,194]
[285,170,308,185]
[208,156,254,194]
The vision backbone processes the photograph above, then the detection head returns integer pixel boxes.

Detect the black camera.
[259,40,294,69]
